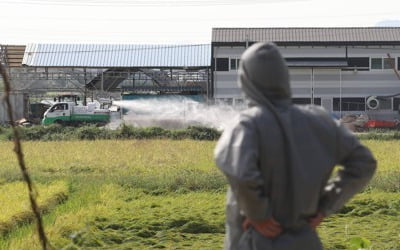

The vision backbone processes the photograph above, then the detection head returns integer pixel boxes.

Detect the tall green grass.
[5,184,400,250]
[0,139,399,249]
[5,184,225,250]
[1,139,399,192]
[319,192,400,249]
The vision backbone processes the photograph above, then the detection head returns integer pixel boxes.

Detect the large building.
[211,27,400,119]
[2,27,400,122]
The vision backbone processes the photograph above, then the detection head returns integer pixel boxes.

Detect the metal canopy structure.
[23,44,211,68]
[7,43,212,98]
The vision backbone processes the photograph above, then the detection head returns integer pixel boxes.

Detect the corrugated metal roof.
[212,27,400,43]
[22,44,211,68]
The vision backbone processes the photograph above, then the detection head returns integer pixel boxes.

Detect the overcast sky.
[1,0,400,44]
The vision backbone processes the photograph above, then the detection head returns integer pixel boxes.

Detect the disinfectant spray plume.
[113,97,243,130]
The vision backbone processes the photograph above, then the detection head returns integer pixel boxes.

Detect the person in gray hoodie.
[214,42,377,250]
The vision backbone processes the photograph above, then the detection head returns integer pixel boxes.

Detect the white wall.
[213,45,400,114]
[0,92,28,123]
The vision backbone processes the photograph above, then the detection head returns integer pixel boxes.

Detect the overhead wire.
[0,0,299,7]
[1,11,399,22]
[18,42,400,55]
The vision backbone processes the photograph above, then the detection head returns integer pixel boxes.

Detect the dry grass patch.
[6,184,225,249]
[0,181,68,235]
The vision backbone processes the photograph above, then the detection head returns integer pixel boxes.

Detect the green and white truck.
[42,101,110,125]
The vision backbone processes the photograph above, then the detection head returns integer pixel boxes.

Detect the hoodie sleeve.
[214,117,270,221]
[318,121,377,216]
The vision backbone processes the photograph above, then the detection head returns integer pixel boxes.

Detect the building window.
[398,58,400,70]
[234,98,245,105]
[379,98,392,110]
[370,57,396,70]
[371,58,382,69]
[366,97,392,110]
[230,58,240,71]
[292,98,321,105]
[230,59,237,70]
[394,98,400,111]
[383,58,395,69]
[333,97,365,111]
[215,58,229,71]
[345,57,369,71]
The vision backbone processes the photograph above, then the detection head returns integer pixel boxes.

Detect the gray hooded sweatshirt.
[214,42,376,250]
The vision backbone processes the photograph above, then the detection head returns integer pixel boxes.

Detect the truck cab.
[42,102,74,125]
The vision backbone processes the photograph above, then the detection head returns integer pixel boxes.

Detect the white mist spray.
[111,97,244,130]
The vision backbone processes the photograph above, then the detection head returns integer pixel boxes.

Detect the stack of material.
[340,114,369,132]
[0,45,26,67]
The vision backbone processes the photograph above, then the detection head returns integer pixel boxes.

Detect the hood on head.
[238,42,291,105]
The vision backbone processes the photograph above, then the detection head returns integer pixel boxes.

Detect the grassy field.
[0,140,399,249]
[0,181,68,236]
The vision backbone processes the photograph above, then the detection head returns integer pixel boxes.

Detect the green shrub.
[20,124,66,140]
[186,126,221,140]
[118,123,135,138]
[74,125,114,140]
[357,130,400,140]
[143,127,168,139]
[0,124,221,141]
[166,129,187,140]
[114,124,220,140]
[0,126,13,141]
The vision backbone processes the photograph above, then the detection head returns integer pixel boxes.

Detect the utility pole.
[83,68,87,106]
